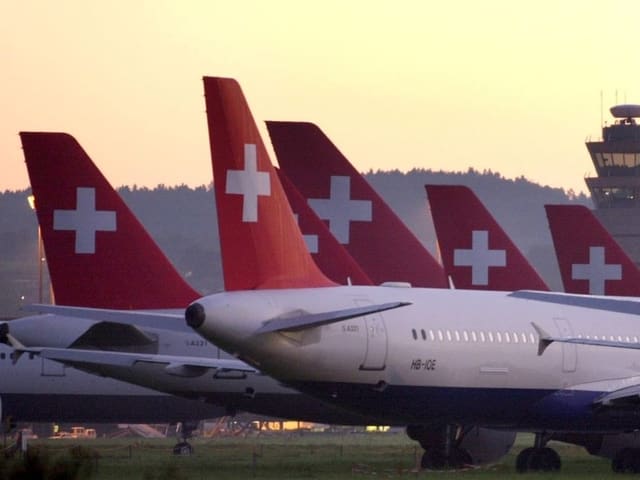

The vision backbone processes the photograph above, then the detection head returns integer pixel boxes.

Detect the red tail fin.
[20,132,200,309]
[276,169,372,286]
[427,185,549,291]
[267,121,447,288]
[545,204,640,295]
[203,78,334,290]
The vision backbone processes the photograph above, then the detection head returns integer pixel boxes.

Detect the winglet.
[531,322,554,356]
[203,78,335,291]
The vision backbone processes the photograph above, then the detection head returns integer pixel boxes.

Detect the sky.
[2,1,640,194]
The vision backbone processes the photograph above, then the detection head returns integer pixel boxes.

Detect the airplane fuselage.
[4,313,379,425]
[192,285,640,432]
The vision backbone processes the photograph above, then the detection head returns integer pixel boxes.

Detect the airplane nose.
[185,302,206,329]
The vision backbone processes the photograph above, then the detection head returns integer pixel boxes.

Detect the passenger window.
[437,330,444,341]
[463,330,469,342]
[446,330,452,342]
[429,330,435,341]
[488,332,494,343]
[471,331,477,342]
[480,332,486,343]
[496,332,502,343]
[412,329,417,340]
[421,329,426,341]
[454,331,460,342]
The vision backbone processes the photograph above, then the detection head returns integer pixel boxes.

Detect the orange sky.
[3,1,640,194]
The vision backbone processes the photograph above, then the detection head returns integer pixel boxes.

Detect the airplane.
[11,132,396,431]
[545,204,640,296]
[426,184,549,291]
[267,121,448,288]
[12,126,515,464]
[186,76,640,473]
[0,132,262,451]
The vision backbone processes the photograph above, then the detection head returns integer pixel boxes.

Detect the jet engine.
[407,424,515,468]
[459,427,516,465]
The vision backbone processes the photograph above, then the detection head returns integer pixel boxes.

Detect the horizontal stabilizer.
[255,301,411,334]
[15,347,257,377]
[22,304,183,331]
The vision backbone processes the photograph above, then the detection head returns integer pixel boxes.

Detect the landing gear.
[516,447,561,472]
[172,421,198,456]
[172,441,193,456]
[421,446,472,469]
[612,448,640,473]
[516,433,561,473]
[407,424,472,470]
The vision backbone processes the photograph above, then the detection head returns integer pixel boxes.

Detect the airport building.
[586,105,640,266]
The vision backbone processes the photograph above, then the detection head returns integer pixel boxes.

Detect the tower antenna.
[600,90,603,130]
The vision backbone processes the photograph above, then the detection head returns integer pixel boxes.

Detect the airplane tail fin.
[202,78,334,290]
[20,132,201,309]
[267,121,447,288]
[545,204,640,295]
[276,168,372,286]
[426,185,549,291]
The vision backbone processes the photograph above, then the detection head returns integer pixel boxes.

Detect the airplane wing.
[15,346,257,377]
[531,322,640,356]
[594,384,640,408]
[511,291,640,316]
[255,301,411,334]
[22,304,184,330]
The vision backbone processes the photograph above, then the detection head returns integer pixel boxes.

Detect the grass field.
[3,432,619,479]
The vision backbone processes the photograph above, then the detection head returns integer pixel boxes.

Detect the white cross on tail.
[453,230,506,285]
[294,214,319,254]
[226,144,271,222]
[308,176,372,244]
[53,187,117,254]
[572,246,622,295]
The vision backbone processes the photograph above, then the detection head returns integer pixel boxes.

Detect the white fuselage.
[192,285,640,432]
[3,313,378,425]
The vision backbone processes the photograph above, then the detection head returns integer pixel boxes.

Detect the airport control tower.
[586,104,640,265]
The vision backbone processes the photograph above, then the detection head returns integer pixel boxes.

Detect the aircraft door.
[356,299,388,371]
[554,317,577,373]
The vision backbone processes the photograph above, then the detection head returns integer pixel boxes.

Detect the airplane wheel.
[421,447,472,470]
[612,448,640,473]
[173,441,193,456]
[516,447,560,473]
[421,450,446,470]
[529,447,561,472]
[515,447,534,473]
